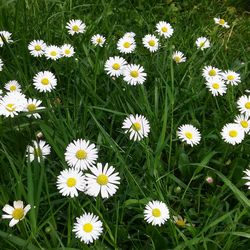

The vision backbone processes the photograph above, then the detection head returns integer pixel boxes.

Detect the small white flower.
[237,95,250,117]
[66,19,86,35]
[243,167,250,189]
[0,31,13,47]
[24,98,45,119]
[156,21,174,38]
[61,44,75,57]
[234,114,250,133]
[91,34,106,47]
[222,70,241,86]
[177,124,201,147]
[26,140,51,162]
[142,34,160,53]
[202,66,222,80]
[28,40,47,57]
[117,37,136,54]
[123,32,136,39]
[4,80,22,92]
[214,17,230,28]
[33,71,57,92]
[104,56,127,77]
[205,77,227,96]
[123,64,147,85]
[0,58,4,71]
[44,45,61,60]
[221,123,245,145]
[196,37,210,50]
[172,51,186,63]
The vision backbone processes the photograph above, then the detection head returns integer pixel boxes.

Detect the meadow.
[0,0,250,249]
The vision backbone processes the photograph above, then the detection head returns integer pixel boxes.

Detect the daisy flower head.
[0,58,3,71]
[2,201,31,227]
[144,200,170,226]
[237,95,250,117]
[91,34,106,47]
[222,70,241,86]
[44,45,61,60]
[26,140,51,162]
[57,168,86,198]
[221,123,245,145]
[214,17,230,28]
[66,19,86,35]
[4,80,21,92]
[243,167,250,189]
[61,44,75,57]
[123,64,147,85]
[24,98,45,119]
[33,71,57,92]
[122,114,150,141]
[177,124,201,147]
[142,34,160,53]
[173,215,193,228]
[156,21,174,38]
[0,31,13,47]
[85,163,120,199]
[205,77,227,96]
[196,37,210,50]
[104,56,127,77]
[234,114,250,133]
[73,212,103,244]
[28,40,46,57]
[123,32,136,39]
[65,139,98,170]
[202,65,222,80]
[117,36,136,54]
[172,51,186,64]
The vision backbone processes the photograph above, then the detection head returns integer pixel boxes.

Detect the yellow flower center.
[148,40,155,46]
[185,132,193,139]
[130,70,139,78]
[97,38,102,44]
[6,103,15,112]
[132,122,141,131]
[75,149,87,160]
[208,69,216,76]
[41,78,49,85]
[66,177,77,187]
[96,174,108,185]
[72,25,79,32]
[245,102,250,109]
[9,85,17,91]
[240,121,248,128]
[83,223,93,233]
[212,83,220,89]
[176,219,186,227]
[229,130,237,137]
[12,208,24,220]
[219,19,225,25]
[161,27,168,32]
[112,63,120,70]
[65,49,71,55]
[123,42,131,48]
[199,42,205,47]
[27,103,37,112]
[50,51,57,57]
[35,147,42,157]
[174,56,181,63]
[152,208,161,217]
[35,45,41,51]
[227,75,234,81]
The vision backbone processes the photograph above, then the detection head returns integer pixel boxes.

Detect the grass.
[0,0,250,249]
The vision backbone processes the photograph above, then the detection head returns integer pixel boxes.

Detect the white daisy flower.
[33,71,57,92]
[73,212,103,244]
[123,64,147,85]
[0,31,13,47]
[222,70,241,86]
[144,200,170,226]
[214,17,230,28]
[61,44,75,57]
[237,95,250,117]
[202,66,222,80]
[44,45,61,60]
[205,77,227,96]
[85,163,120,199]
[221,123,245,145]
[104,56,127,77]
[26,140,51,162]
[2,201,31,227]
[66,19,86,35]
[57,168,86,198]
[24,98,45,119]
[4,80,22,92]
[0,58,3,71]
[117,37,136,54]
[65,139,98,170]
[28,40,46,57]
[177,124,201,147]
[243,167,250,189]
[91,34,106,47]
[172,51,186,63]
[234,114,250,133]
[156,21,174,38]
[196,37,210,50]
[122,114,150,141]
[123,32,136,38]
[142,34,160,53]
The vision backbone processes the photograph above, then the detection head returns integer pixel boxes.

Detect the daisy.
[177,124,201,147]
[2,201,31,227]
[156,21,174,38]
[243,167,250,189]
[205,77,227,96]
[202,65,222,80]
[222,70,241,86]
[24,98,45,119]
[66,19,86,35]
[26,140,51,162]
[4,80,22,92]
[33,71,57,92]
[144,200,170,226]
[172,51,186,63]
[85,163,120,198]
[117,37,136,54]
[237,95,250,117]
[221,123,245,145]
[0,31,13,47]
[28,40,46,57]
[73,212,103,244]
[57,168,86,198]
[44,45,61,60]
[91,34,106,47]
[123,64,147,85]
[61,44,75,57]
[65,139,98,170]
[122,114,150,141]
[104,56,127,77]
[123,32,136,38]
[214,17,230,28]
[0,58,3,71]
[142,34,160,53]
[196,37,210,50]
[234,114,250,133]
[173,215,193,228]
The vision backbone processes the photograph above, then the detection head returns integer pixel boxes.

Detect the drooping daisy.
[85,163,120,198]
[44,45,61,60]
[172,51,186,63]
[221,123,245,145]
[66,19,86,35]
[177,124,201,147]
[214,17,230,28]
[243,167,250,189]
[24,98,45,119]
[234,114,250,133]
[91,34,106,47]
[123,64,147,85]
[202,66,222,80]
[237,95,250,117]
[0,31,13,47]
[173,215,193,228]
[2,201,31,227]
[117,37,136,54]
[156,21,174,38]
[222,70,241,85]
[144,200,170,226]
[28,40,47,57]
[142,34,160,53]
[4,80,22,92]
[196,37,210,50]
[123,32,136,39]
[57,168,86,198]
[122,114,150,141]
[61,44,75,57]
[205,77,227,96]
[0,58,3,71]
[65,139,98,170]
[26,140,51,162]
[73,212,103,244]
[33,71,57,92]
[104,56,127,77]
